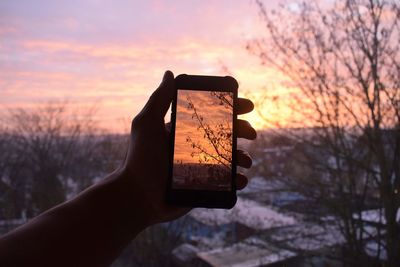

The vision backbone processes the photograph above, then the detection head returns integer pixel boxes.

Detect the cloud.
[0,0,285,131]
[174,90,233,163]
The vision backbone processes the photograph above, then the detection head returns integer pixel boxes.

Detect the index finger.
[237,98,254,115]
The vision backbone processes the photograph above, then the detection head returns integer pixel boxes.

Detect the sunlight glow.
[0,0,288,133]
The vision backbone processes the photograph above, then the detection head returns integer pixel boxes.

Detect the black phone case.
[166,74,238,209]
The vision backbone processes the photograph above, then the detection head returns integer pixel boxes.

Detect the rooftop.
[189,197,297,230]
[197,237,296,267]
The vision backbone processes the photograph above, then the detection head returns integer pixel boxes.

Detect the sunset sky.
[0,0,293,132]
[174,90,232,164]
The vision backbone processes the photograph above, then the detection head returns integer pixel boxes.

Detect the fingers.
[237,98,254,115]
[237,150,252,168]
[236,173,248,190]
[237,119,257,140]
[140,71,175,119]
[237,150,251,190]
[165,122,171,133]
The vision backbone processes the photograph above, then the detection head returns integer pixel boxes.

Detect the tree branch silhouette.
[247,0,400,265]
[185,92,233,169]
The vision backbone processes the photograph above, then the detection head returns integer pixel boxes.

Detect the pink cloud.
[0,0,287,132]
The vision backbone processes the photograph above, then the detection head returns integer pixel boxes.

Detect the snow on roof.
[269,224,325,242]
[0,218,26,227]
[269,224,345,251]
[239,176,286,194]
[263,146,294,153]
[172,243,200,263]
[353,208,400,224]
[365,240,387,260]
[197,237,296,267]
[289,229,345,251]
[188,233,227,251]
[189,197,297,230]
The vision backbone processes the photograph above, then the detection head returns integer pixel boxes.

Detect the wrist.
[111,167,153,230]
[77,169,149,238]
[117,165,164,226]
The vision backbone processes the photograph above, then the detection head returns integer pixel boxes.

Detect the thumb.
[141,70,175,119]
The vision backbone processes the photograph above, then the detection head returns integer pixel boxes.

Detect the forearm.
[0,169,147,267]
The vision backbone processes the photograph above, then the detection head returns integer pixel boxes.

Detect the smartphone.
[166,74,238,209]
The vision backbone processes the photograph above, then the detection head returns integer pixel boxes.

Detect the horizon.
[0,0,296,132]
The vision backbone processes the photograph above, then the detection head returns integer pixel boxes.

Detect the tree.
[247,0,399,265]
[185,92,233,169]
[0,102,103,218]
[0,126,18,222]
[112,218,189,267]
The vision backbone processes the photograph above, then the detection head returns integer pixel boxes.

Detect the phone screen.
[172,89,233,191]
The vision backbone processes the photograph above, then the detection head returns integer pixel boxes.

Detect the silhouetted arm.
[0,170,147,267]
[0,71,256,267]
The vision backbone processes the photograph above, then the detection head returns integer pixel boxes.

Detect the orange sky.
[0,0,295,132]
[174,90,232,164]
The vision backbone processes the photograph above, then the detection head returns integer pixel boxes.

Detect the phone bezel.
[166,74,238,209]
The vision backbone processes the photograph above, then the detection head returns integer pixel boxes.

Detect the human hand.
[120,71,256,226]
[0,70,256,267]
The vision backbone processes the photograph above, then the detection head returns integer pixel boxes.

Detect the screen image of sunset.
[172,90,233,191]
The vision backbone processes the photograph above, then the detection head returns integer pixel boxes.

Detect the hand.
[120,71,256,225]
[0,71,256,267]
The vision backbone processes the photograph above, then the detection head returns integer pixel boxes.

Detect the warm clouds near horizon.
[0,0,292,132]
[173,90,233,165]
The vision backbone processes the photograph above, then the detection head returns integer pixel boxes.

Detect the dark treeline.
[0,104,128,222]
